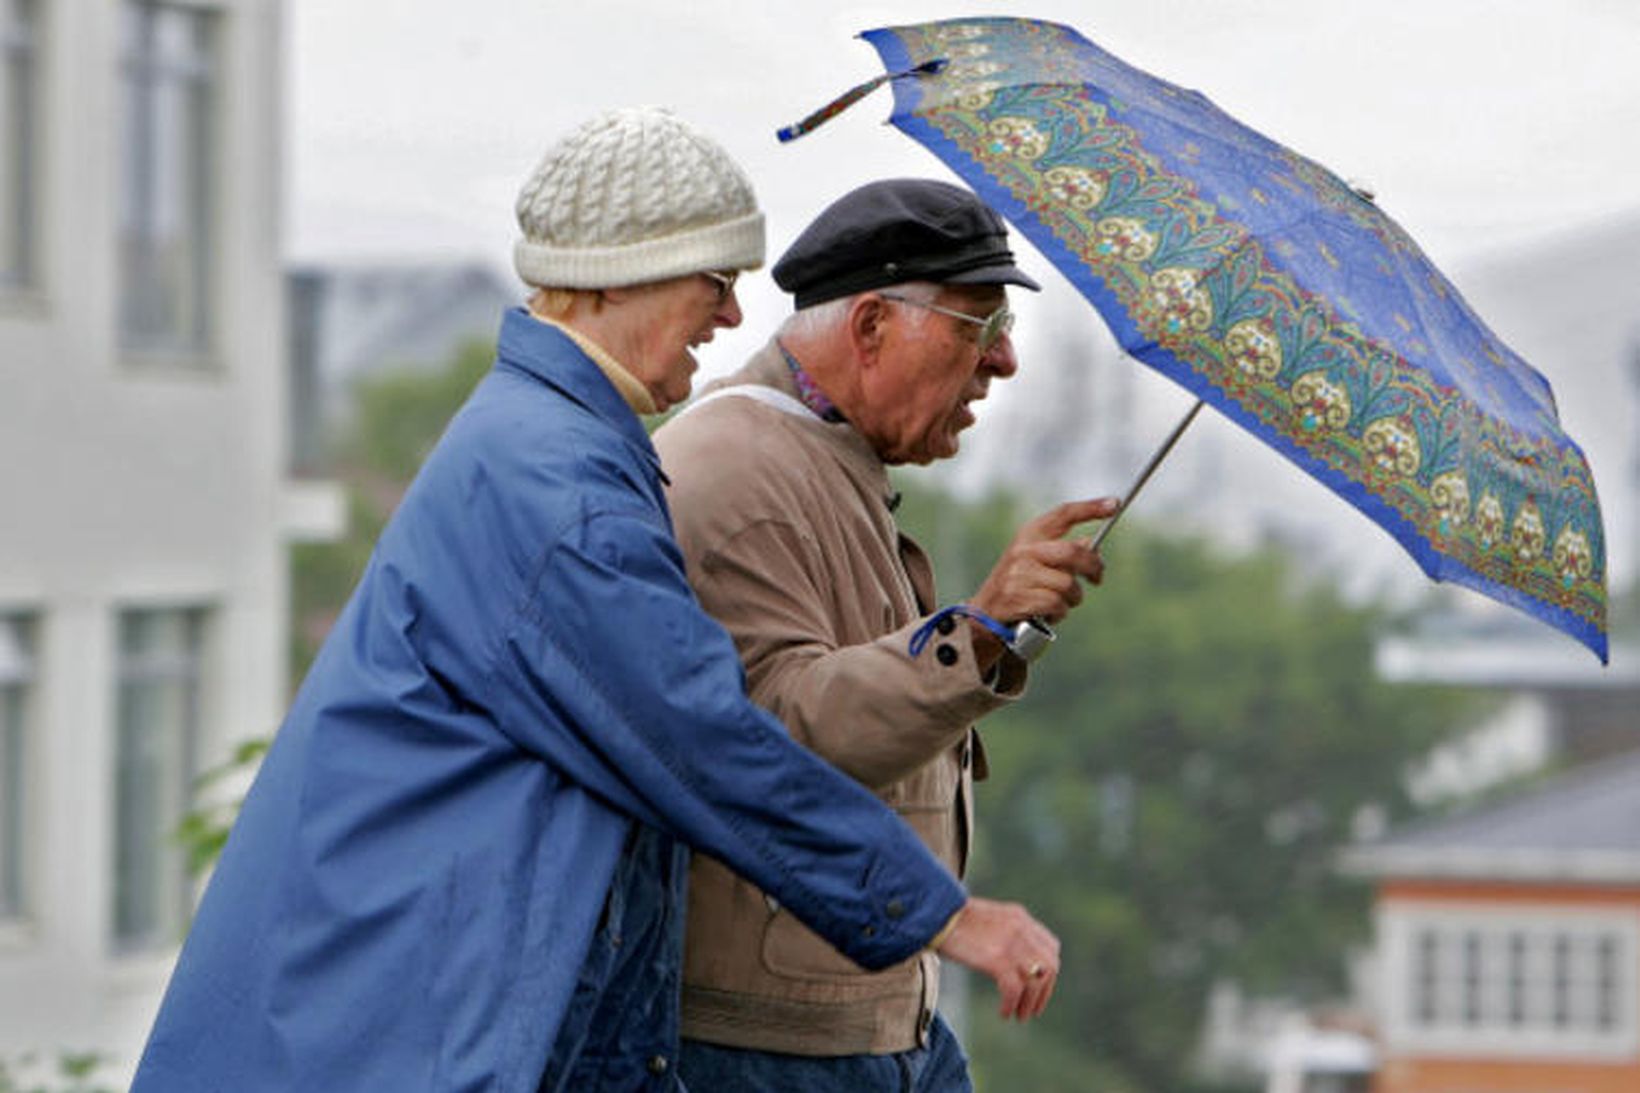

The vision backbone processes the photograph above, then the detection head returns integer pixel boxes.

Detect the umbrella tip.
[775,57,950,144]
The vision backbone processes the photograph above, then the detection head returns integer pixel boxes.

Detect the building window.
[119,0,216,356]
[113,608,204,951]
[0,614,35,921]
[1,0,39,290]
[1387,904,1640,1059]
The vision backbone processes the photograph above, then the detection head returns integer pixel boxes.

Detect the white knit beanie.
[513,106,766,289]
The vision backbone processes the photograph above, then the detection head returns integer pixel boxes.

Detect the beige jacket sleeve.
[690,513,1021,790]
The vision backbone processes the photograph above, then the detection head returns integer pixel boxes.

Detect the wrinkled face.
[620,273,743,411]
[861,284,1019,465]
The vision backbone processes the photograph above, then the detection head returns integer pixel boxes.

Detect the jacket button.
[935,644,959,666]
[886,898,905,919]
[647,1055,669,1075]
[935,613,957,636]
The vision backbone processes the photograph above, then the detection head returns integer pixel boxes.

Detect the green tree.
[892,479,1480,1093]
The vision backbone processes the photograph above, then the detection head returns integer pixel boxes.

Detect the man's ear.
[848,293,890,368]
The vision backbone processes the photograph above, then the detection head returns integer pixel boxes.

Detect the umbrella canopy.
[792,16,1608,663]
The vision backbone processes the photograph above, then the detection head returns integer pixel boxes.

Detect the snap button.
[886,898,905,919]
[647,1055,669,1075]
[935,644,959,666]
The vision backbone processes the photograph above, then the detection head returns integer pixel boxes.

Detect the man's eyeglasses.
[701,270,739,304]
[879,292,1014,353]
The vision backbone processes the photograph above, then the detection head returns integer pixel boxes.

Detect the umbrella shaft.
[1089,399,1203,551]
[1011,398,1202,659]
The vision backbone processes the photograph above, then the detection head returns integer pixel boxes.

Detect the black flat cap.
[773,178,1040,309]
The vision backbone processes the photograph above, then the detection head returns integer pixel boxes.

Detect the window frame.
[110,605,208,954]
[0,0,42,296]
[116,0,221,364]
[0,611,37,927]
[1382,900,1640,1061]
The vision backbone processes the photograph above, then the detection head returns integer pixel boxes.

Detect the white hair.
[778,281,944,340]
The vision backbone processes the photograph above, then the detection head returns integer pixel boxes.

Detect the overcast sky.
[288,0,1640,271]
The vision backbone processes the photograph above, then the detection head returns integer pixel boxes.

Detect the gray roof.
[1342,750,1640,884]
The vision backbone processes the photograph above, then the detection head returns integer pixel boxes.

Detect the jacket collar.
[495,307,666,479]
[710,341,896,509]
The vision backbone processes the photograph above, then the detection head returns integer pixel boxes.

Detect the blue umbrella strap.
[908,604,1015,657]
[776,58,948,143]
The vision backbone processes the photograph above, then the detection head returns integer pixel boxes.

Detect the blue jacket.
[132,310,966,1092]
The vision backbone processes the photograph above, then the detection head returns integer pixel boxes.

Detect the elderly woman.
[131,109,1049,1093]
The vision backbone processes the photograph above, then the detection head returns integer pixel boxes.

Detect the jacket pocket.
[760,905,886,984]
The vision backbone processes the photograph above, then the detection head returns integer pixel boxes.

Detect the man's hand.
[966,497,1119,668]
[934,897,1061,1021]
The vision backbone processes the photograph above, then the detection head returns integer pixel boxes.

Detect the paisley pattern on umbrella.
[859,17,1607,661]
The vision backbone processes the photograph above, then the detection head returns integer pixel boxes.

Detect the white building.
[1,0,336,1080]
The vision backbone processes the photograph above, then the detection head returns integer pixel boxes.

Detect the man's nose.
[981,332,1019,377]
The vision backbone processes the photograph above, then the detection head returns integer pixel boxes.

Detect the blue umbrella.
[782,16,1608,663]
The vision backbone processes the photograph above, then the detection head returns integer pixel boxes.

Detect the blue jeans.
[678,1013,973,1093]
[539,824,689,1092]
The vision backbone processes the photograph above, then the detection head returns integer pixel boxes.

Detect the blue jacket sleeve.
[480,504,966,970]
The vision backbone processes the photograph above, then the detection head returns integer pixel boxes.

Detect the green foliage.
[892,478,1480,1093]
[339,340,497,481]
[174,737,271,878]
[0,1052,119,1093]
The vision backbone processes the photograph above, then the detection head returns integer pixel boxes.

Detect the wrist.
[967,617,1007,675]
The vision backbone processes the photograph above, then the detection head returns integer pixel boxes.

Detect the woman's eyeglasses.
[700,270,739,304]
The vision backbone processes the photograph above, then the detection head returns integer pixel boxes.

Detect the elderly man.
[133,118,1058,1093]
[656,178,1118,1092]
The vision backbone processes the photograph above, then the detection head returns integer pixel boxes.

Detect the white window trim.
[1381,899,1640,1061]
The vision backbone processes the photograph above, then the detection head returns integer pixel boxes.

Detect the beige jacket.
[653,342,1025,1056]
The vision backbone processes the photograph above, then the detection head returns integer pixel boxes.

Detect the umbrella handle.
[1008,399,1204,659]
